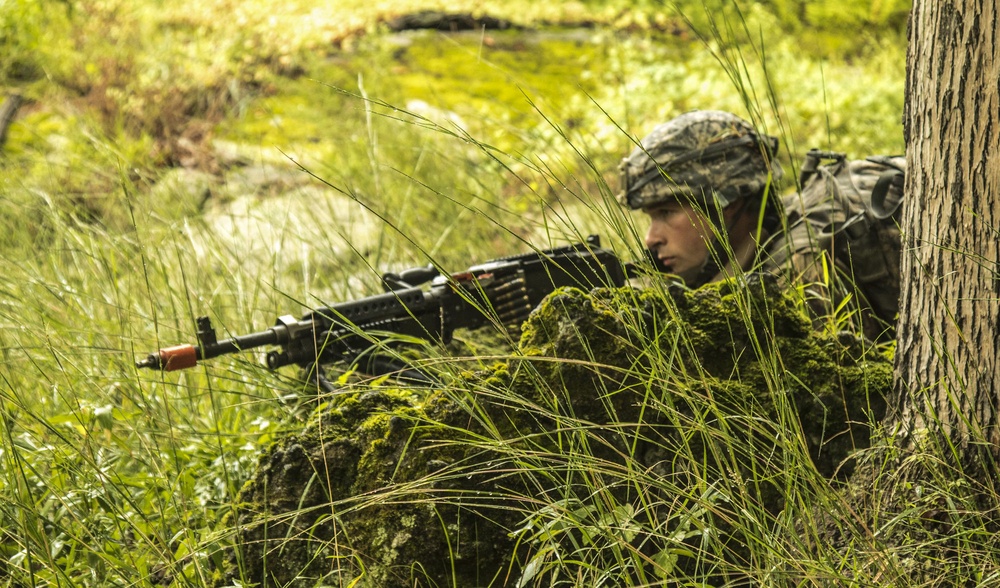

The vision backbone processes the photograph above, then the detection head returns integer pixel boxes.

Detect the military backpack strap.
[866,155,906,220]
[799,149,846,186]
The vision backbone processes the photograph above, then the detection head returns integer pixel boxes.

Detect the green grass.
[12,1,999,587]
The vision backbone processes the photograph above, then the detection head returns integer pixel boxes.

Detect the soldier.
[619,109,784,287]
[618,109,895,341]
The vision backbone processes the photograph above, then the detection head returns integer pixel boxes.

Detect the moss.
[222,384,529,587]
[221,275,891,586]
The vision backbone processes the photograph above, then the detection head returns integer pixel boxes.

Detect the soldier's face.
[642,201,715,283]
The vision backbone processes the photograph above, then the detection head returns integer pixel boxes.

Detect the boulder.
[220,276,891,586]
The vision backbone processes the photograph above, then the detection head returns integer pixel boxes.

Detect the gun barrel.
[136,326,284,371]
[136,344,199,371]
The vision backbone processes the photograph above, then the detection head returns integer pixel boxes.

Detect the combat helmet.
[618,110,783,211]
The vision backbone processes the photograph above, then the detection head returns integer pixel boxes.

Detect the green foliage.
[760,0,910,29]
[3,1,996,587]
[0,0,59,84]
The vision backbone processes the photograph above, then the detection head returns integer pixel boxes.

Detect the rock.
[220,276,891,586]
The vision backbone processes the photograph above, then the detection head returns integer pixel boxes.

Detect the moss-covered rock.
[221,276,891,587]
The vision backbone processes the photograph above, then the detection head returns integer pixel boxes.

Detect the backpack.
[778,149,906,338]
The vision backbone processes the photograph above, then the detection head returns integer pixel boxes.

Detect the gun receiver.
[136,235,629,374]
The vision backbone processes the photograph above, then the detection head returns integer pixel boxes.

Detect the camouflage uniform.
[767,159,902,341]
[619,110,893,341]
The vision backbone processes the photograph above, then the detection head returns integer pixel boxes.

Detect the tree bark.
[895,0,1000,455]
[0,93,24,150]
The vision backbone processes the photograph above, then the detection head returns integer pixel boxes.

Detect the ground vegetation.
[13,1,999,587]
[225,279,891,586]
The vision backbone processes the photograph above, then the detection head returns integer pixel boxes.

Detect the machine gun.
[136,236,631,381]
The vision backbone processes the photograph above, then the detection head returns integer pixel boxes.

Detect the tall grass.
[11,1,998,587]
[1,179,278,585]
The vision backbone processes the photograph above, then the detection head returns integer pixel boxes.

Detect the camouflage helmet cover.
[618,110,783,210]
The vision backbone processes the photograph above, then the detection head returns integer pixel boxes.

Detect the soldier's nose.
[645,226,663,249]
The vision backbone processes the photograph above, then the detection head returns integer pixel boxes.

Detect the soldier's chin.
[646,248,672,273]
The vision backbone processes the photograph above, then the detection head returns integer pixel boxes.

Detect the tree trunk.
[895,0,1000,456]
[0,93,24,150]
